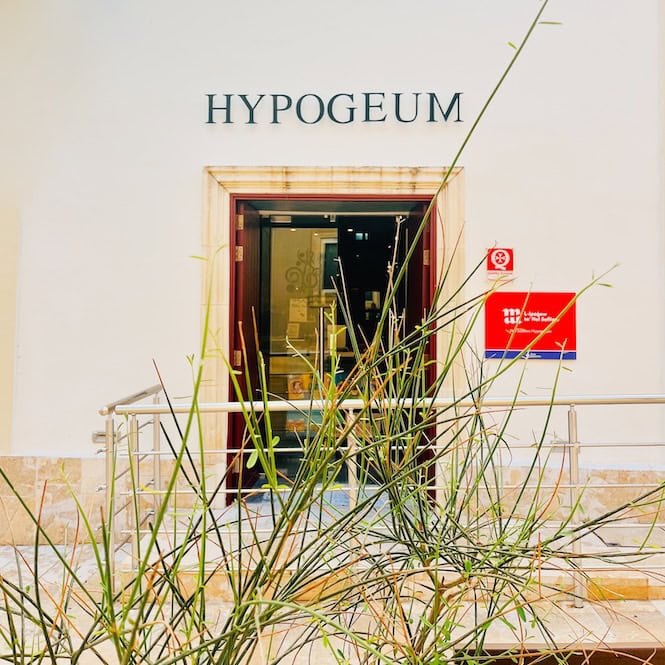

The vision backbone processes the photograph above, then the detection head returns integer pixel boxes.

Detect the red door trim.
[228,193,438,497]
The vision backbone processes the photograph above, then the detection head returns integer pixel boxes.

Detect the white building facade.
[1,0,663,488]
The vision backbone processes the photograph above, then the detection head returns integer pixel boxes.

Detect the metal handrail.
[99,384,163,416]
[101,390,665,601]
[111,393,665,415]
[99,384,164,590]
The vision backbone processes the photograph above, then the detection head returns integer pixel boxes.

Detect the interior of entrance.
[232,198,432,492]
[265,214,403,481]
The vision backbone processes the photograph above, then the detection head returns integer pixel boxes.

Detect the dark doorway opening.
[228,197,434,498]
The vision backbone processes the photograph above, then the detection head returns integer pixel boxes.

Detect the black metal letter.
[428,92,463,122]
[394,92,420,123]
[271,94,293,123]
[239,94,265,124]
[327,93,356,124]
[206,94,233,124]
[363,92,386,122]
[295,94,325,124]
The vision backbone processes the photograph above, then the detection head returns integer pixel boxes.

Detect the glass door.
[264,220,341,484]
[234,204,431,494]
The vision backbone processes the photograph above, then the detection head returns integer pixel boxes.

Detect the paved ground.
[2,543,665,663]
[3,494,665,661]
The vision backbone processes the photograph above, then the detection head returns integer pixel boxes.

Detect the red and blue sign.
[485,291,577,360]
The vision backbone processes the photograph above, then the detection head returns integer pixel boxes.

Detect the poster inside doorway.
[484,291,577,360]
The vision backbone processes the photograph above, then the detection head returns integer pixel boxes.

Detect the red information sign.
[487,248,514,273]
[485,291,576,360]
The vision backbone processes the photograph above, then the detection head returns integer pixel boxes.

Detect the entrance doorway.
[229,197,434,494]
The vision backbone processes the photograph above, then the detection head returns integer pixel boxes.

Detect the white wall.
[1,0,663,459]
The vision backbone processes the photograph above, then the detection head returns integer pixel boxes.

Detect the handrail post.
[346,409,358,509]
[129,414,140,566]
[98,384,166,588]
[319,307,326,378]
[153,391,162,520]
[105,413,116,592]
[567,404,584,607]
